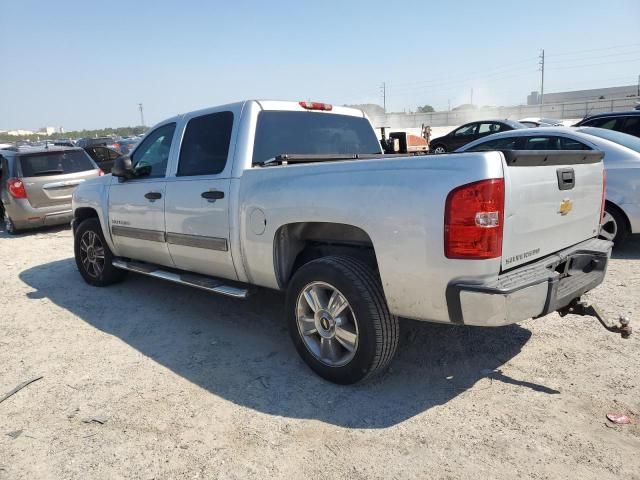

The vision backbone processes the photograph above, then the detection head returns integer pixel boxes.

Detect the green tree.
[416,105,435,113]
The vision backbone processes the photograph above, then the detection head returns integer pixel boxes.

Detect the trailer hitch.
[559,299,632,339]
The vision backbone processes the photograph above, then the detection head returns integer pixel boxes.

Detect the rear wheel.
[286,256,399,384]
[74,218,127,286]
[4,217,19,235]
[599,203,629,245]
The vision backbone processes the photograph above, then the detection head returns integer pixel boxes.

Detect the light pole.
[138,103,145,127]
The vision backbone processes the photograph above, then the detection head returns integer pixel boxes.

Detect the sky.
[1,0,639,131]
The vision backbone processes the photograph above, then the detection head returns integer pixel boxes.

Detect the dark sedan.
[573,111,640,138]
[83,145,121,173]
[429,119,526,153]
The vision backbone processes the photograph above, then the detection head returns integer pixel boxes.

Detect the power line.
[547,57,640,71]
[389,57,538,90]
[545,42,640,58]
[545,49,640,65]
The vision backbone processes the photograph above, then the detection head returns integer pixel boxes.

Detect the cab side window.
[178,112,234,176]
[131,123,176,178]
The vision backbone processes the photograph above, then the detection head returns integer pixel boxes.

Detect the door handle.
[556,168,575,191]
[144,191,162,201]
[201,190,225,201]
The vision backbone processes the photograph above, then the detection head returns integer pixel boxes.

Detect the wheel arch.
[273,222,380,289]
[605,200,632,237]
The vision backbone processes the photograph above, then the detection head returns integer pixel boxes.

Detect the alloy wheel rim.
[296,281,359,367]
[79,230,105,278]
[434,146,445,154]
[599,211,617,242]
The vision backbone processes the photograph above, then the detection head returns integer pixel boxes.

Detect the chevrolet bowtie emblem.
[559,199,573,216]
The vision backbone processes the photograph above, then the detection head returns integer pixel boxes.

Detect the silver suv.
[0,146,102,234]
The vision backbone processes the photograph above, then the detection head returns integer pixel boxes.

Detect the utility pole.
[380,82,386,113]
[470,88,473,106]
[539,49,545,105]
[138,103,145,127]
[448,99,451,111]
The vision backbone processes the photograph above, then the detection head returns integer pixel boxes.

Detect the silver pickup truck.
[72,100,613,384]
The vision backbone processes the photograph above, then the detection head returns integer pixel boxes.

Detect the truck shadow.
[612,234,640,260]
[19,258,548,429]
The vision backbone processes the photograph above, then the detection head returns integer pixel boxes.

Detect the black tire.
[4,216,19,235]
[286,255,399,384]
[600,202,629,245]
[74,218,127,286]
[431,144,446,154]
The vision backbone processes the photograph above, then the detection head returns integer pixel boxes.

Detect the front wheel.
[432,145,446,154]
[74,218,127,286]
[286,256,399,384]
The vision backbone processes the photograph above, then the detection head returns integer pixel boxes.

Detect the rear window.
[19,150,96,177]
[578,127,640,154]
[252,111,381,164]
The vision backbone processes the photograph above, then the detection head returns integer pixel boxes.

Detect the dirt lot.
[1,226,639,480]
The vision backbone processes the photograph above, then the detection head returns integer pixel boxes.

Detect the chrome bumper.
[447,238,613,326]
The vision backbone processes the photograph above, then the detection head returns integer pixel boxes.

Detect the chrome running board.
[112,259,250,299]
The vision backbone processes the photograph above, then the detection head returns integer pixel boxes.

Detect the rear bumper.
[4,198,73,229]
[447,238,612,326]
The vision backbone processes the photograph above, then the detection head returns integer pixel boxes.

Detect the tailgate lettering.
[505,248,541,266]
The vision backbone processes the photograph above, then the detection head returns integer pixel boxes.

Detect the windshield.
[19,150,97,176]
[578,127,640,154]
[252,111,381,164]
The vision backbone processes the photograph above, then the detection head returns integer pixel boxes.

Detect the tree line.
[0,126,146,143]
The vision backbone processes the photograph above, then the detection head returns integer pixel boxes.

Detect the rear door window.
[560,137,592,150]
[621,117,640,137]
[19,150,96,177]
[178,111,234,176]
[468,137,519,151]
[584,117,619,130]
[252,111,381,164]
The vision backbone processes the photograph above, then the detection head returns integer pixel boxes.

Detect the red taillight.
[444,178,505,259]
[600,169,607,224]
[7,178,27,199]
[299,101,333,111]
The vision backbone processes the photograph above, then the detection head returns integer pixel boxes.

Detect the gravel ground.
[1,226,639,480]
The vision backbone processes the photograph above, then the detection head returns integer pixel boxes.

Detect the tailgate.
[501,150,604,270]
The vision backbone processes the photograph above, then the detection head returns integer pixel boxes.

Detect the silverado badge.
[559,199,573,216]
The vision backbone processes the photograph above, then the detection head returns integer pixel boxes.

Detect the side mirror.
[112,155,134,179]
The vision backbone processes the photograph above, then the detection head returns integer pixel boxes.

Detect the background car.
[574,111,640,138]
[117,138,140,155]
[0,146,102,234]
[519,117,564,127]
[76,136,120,150]
[456,126,640,244]
[83,145,121,173]
[429,119,526,153]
